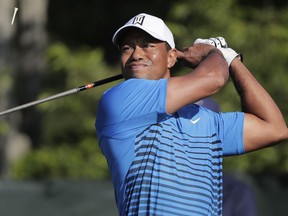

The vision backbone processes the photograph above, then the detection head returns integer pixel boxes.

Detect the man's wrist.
[237,53,243,62]
[229,55,244,71]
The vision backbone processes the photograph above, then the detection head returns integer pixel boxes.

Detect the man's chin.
[123,71,149,80]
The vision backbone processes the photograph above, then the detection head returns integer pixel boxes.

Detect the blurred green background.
[0,0,288,215]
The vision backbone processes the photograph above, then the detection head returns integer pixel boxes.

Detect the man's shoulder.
[101,78,167,100]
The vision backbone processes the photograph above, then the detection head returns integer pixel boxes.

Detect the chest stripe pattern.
[124,122,223,216]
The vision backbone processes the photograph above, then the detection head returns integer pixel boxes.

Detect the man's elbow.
[269,126,288,147]
[277,127,288,142]
[210,69,229,94]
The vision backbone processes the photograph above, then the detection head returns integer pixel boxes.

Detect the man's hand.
[168,43,228,114]
[194,37,239,67]
[176,44,218,68]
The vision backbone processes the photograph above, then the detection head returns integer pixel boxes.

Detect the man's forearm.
[230,58,283,123]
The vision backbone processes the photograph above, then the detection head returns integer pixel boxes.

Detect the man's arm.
[166,44,229,114]
[230,58,288,152]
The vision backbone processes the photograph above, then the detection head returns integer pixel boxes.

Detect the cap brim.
[112,25,167,47]
[112,25,137,46]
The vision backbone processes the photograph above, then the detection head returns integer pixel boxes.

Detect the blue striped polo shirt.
[96,78,244,216]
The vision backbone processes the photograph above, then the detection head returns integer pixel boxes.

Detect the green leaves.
[12,140,109,180]
[11,43,120,179]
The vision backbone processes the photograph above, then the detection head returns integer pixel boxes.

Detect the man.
[96,13,288,215]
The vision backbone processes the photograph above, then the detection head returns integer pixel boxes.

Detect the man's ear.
[167,48,177,69]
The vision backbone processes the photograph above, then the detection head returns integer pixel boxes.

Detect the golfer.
[96,13,288,215]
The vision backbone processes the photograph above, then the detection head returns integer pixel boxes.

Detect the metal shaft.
[0,74,123,116]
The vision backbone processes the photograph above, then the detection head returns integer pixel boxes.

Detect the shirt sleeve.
[96,78,168,137]
[219,112,245,156]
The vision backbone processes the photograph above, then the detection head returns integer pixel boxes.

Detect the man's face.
[119,29,172,80]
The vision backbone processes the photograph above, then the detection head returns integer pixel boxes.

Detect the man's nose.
[131,46,144,60]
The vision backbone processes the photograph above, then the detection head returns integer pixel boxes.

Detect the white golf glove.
[194,37,241,67]
[194,37,228,48]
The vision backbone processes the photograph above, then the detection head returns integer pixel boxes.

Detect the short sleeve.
[219,112,245,156]
[96,78,168,137]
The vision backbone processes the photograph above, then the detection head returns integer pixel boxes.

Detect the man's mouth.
[127,63,147,71]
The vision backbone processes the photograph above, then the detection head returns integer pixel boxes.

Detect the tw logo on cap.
[132,15,145,26]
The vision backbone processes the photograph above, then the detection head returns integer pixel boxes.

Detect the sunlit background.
[0,0,288,215]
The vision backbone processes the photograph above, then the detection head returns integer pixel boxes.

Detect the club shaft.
[0,74,123,116]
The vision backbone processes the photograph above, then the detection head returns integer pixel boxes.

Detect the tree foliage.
[11,0,288,179]
[12,43,120,179]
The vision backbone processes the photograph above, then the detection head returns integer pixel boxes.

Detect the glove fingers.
[193,38,206,44]
[209,37,228,48]
[194,37,228,48]
[193,38,218,47]
[208,38,221,48]
[216,37,228,48]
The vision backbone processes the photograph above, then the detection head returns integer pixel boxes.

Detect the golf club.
[0,73,123,117]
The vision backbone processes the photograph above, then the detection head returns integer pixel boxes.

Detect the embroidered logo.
[132,15,145,26]
[190,117,201,124]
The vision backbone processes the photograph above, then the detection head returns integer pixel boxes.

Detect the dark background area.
[47,0,174,64]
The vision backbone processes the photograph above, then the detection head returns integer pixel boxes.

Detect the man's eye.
[143,43,154,48]
[120,46,132,52]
